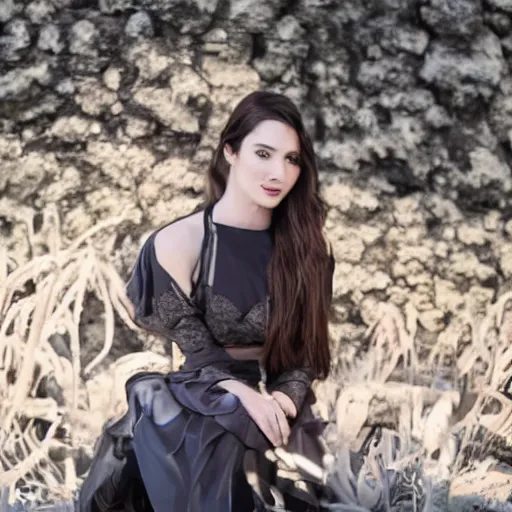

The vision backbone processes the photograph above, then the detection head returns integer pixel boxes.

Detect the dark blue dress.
[79,205,335,511]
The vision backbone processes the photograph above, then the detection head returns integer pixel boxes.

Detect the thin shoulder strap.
[192,204,217,310]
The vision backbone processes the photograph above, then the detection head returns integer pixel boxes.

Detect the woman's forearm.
[216,379,252,397]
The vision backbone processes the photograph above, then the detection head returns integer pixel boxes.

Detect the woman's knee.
[151,387,182,426]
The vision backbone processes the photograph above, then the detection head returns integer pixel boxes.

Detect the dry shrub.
[0,206,170,506]
[2,203,512,510]
[332,296,512,511]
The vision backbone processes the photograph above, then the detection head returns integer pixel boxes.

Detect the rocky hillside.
[2,0,512,370]
[1,0,512,507]
[0,0,512,510]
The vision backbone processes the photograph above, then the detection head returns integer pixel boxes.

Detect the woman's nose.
[269,160,286,181]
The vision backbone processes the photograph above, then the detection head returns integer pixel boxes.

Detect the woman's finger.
[266,402,287,446]
[238,390,287,447]
[265,414,282,447]
[272,400,290,445]
[256,408,281,447]
[272,391,296,418]
[256,411,278,447]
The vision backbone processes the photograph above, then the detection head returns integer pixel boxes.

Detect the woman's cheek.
[252,164,269,181]
[287,168,300,189]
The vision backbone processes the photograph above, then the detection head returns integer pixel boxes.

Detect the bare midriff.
[224,345,263,361]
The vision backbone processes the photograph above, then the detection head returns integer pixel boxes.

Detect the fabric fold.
[79,361,327,512]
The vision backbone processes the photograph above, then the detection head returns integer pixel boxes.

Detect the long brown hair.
[207,91,331,379]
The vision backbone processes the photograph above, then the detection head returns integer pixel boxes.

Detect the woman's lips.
[262,186,281,197]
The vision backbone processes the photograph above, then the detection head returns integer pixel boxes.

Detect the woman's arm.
[126,215,234,383]
[125,220,290,446]
[217,379,291,446]
[269,367,314,414]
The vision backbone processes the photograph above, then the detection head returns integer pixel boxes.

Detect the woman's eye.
[287,156,300,166]
[256,150,269,159]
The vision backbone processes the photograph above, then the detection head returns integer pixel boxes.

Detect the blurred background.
[1,0,512,510]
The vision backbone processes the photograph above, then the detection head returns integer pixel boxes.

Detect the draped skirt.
[78,359,327,512]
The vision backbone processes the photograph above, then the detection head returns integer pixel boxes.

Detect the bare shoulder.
[154,210,204,296]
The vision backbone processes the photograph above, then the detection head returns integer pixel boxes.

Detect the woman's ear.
[223,144,235,166]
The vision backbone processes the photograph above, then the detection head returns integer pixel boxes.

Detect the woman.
[79,91,335,511]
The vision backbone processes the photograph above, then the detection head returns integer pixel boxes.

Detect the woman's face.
[224,120,301,209]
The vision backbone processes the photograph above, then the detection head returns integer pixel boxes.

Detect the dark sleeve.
[270,251,335,412]
[125,235,233,382]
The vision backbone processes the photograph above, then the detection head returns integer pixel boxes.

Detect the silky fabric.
[79,366,326,511]
[78,206,332,511]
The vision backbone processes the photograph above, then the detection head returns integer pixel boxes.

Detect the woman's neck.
[213,182,272,231]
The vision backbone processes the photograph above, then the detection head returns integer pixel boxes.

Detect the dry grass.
[329,297,512,511]
[1,207,512,510]
[0,206,170,506]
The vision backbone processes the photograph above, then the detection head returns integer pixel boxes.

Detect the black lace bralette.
[149,220,272,348]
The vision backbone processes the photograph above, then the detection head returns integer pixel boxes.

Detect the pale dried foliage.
[0,207,171,507]
[331,296,512,511]
[1,207,512,510]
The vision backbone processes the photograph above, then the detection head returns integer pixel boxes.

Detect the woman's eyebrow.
[253,143,276,151]
[253,143,300,154]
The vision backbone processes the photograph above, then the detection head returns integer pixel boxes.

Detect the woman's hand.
[217,380,291,447]
[271,390,297,419]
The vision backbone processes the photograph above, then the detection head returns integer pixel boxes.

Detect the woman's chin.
[254,193,283,209]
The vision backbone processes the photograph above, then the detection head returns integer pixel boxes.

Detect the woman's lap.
[80,370,325,511]
[133,410,255,511]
